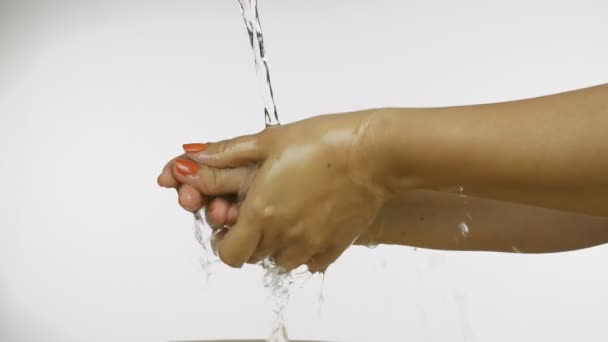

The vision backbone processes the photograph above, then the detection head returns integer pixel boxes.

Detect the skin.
[158,83,608,272]
[365,190,608,253]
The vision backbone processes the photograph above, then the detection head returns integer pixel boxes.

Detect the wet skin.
[159,84,608,271]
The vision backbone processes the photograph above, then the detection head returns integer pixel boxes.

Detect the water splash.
[193,211,221,281]
[193,210,302,342]
[261,259,292,342]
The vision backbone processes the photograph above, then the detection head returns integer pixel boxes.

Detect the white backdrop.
[1,1,608,341]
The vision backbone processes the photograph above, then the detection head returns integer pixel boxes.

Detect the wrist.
[346,108,395,199]
[353,107,467,195]
[350,108,425,195]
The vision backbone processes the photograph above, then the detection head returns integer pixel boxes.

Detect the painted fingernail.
[174,159,199,176]
[183,143,208,153]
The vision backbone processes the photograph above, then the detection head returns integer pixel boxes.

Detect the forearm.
[365,83,608,216]
[363,190,608,253]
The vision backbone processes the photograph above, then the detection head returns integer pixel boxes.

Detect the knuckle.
[258,126,275,143]
[262,205,276,219]
[249,198,275,223]
[208,167,221,191]
[216,141,232,155]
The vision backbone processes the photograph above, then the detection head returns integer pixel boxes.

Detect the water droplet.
[458,221,470,239]
[366,243,379,249]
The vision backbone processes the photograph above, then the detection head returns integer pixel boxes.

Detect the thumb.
[216,201,263,268]
[183,132,268,168]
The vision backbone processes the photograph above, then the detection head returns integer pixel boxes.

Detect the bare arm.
[358,190,608,253]
[167,83,608,270]
[361,83,608,217]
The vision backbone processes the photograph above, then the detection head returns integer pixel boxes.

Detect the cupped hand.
[181,111,387,272]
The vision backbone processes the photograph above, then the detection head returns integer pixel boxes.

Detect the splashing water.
[193,214,302,342]
[193,212,221,281]
[260,259,291,342]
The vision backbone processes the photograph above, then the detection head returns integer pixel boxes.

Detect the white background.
[1,0,608,341]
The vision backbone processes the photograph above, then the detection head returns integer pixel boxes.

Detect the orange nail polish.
[183,143,208,153]
[175,159,199,176]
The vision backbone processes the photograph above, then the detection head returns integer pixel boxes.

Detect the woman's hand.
[178,110,387,272]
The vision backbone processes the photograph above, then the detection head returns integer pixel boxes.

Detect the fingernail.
[174,159,199,176]
[183,143,208,153]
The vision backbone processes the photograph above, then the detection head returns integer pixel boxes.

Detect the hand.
[158,152,379,251]
[181,110,387,272]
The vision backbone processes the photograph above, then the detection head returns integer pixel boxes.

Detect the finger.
[216,202,263,269]
[226,204,239,225]
[183,132,269,168]
[273,246,315,272]
[307,245,350,273]
[205,197,231,228]
[172,159,253,196]
[157,155,185,188]
[178,184,206,212]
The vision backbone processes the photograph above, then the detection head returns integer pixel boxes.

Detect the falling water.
[193,212,220,281]
[236,1,291,341]
[237,0,281,127]
[193,0,291,339]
